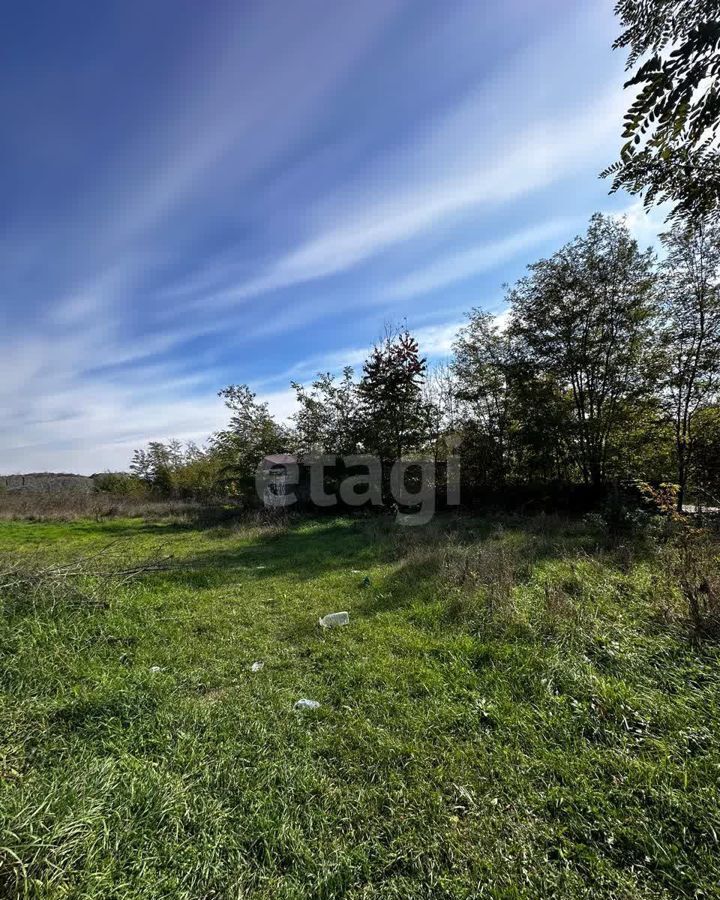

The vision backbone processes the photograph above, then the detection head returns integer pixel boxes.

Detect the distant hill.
[0,473,95,493]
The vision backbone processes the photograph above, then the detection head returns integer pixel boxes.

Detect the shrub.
[93,472,147,496]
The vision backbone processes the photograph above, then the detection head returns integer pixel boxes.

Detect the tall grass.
[384,511,720,642]
[0,490,203,522]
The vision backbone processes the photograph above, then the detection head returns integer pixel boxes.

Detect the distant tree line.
[108,213,720,512]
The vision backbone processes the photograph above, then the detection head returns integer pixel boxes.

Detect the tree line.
[106,213,720,512]
[103,1,720,513]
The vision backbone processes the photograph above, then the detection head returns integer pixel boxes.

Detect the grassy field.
[1,512,719,899]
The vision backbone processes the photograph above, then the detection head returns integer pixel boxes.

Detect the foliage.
[453,310,513,484]
[118,216,720,509]
[510,214,659,487]
[130,440,185,494]
[129,440,222,500]
[659,519,720,636]
[506,368,576,485]
[93,471,146,496]
[596,479,681,538]
[602,0,720,219]
[658,218,720,506]
[291,367,360,455]
[692,405,720,502]
[211,385,291,498]
[453,310,576,487]
[601,396,674,484]
[422,361,461,462]
[356,327,428,462]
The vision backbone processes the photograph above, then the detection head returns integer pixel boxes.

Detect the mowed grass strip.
[1,515,719,899]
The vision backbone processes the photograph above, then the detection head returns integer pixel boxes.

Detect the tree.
[212,385,289,494]
[602,0,720,220]
[291,367,360,456]
[422,361,461,463]
[94,470,146,496]
[452,310,513,486]
[171,442,225,501]
[506,367,575,486]
[603,394,674,484]
[129,440,222,498]
[452,309,576,487]
[658,219,720,508]
[509,214,658,489]
[130,440,184,494]
[357,327,427,464]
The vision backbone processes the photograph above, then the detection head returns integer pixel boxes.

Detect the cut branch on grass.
[0,545,178,614]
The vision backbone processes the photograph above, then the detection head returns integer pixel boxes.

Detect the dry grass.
[201,507,295,543]
[0,490,203,522]
[385,518,545,628]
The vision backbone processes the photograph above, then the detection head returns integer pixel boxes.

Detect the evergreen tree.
[357,328,427,464]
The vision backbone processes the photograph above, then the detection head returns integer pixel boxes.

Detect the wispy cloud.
[61,1,407,269]
[187,90,623,312]
[1,0,632,473]
[259,318,467,390]
[383,219,577,301]
[1,1,407,472]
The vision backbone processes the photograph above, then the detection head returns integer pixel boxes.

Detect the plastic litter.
[250,661,264,672]
[294,698,321,711]
[149,666,164,673]
[319,611,350,628]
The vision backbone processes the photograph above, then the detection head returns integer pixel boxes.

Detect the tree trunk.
[677,441,687,513]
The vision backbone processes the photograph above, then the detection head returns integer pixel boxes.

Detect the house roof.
[261,453,298,468]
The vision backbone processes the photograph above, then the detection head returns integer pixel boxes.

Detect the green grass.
[1,514,719,899]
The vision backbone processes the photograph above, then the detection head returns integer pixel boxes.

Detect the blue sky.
[0,0,666,474]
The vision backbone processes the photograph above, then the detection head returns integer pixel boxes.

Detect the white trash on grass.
[294,698,321,711]
[250,661,264,673]
[319,611,350,628]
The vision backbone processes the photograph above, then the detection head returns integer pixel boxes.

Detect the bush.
[591,480,680,540]
[93,472,147,496]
